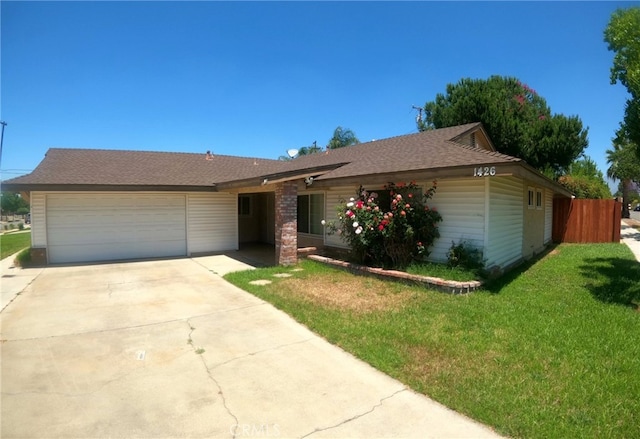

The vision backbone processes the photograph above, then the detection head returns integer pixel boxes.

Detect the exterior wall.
[427,178,486,263]
[30,192,47,248]
[322,179,487,264]
[313,174,556,271]
[187,192,238,254]
[298,234,324,248]
[522,183,546,259]
[544,188,553,244]
[485,177,524,269]
[275,181,298,265]
[455,130,492,150]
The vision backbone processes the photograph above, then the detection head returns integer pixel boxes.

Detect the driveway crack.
[300,388,407,438]
[209,338,314,370]
[3,304,266,342]
[186,319,239,438]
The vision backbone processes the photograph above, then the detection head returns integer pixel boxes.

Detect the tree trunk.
[622,178,631,219]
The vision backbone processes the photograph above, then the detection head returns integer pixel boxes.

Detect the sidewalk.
[621,219,640,262]
[0,250,45,312]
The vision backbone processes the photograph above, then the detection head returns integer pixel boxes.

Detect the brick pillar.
[275,181,298,266]
[30,247,47,265]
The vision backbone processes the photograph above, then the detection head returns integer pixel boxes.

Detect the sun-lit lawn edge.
[0,232,31,260]
[405,260,483,281]
[224,244,640,439]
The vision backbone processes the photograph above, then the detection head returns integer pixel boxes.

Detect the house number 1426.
[474,166,496,177]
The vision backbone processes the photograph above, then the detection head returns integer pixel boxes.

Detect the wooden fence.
[553,198,622,243]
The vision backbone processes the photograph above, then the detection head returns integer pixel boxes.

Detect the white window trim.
[298,192,325,236]
[536,189,543,210]
[527,186,535,210]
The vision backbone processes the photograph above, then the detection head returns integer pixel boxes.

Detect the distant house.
[3,123,571,270]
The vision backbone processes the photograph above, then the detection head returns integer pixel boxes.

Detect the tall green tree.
[0,192,29,216]
[606,130,640,218]
[327,126,359,149]
[420,76,589,177]
[558,156,612,199]
[604,7,640,153]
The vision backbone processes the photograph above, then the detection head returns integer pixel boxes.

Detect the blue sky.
[0,1,634,190]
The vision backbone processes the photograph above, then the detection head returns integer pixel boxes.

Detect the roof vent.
[470,133,476,148]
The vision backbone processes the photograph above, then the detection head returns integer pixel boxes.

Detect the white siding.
[323,180,488,263]
[187,193,238,254]
[30,192,47,248]
[324,186,358,249]
[485,177,523,269]
[544,188,553,244]
[427,179,486,263]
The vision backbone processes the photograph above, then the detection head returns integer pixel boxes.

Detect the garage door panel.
[47,194,187,264]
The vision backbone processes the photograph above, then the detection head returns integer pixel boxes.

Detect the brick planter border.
[306,254,483,294]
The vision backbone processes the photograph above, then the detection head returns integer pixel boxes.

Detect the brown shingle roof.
[3,123,522,190]
[275,123,520,181]
[4,149,287,187]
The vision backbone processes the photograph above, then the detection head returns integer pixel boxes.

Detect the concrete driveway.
[1,257,502,439]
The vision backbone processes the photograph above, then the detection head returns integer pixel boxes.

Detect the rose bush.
[328,181,442,268]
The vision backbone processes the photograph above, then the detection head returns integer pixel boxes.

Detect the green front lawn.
[0,232,31,260]
[225,244,640,439]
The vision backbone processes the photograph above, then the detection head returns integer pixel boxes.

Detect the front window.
[238,195,251,216]
[297,194,324,235]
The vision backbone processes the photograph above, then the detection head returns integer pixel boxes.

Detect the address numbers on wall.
[473,166,496,177]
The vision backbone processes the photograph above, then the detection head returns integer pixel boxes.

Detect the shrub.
[329,181,442,268]
[18,222,24,230]
[14,248,32,267]
[447,240,484,270]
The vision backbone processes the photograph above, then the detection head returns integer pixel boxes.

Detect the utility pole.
[412,106,423,125]
[0,121,6,169]
[0,121,5,217]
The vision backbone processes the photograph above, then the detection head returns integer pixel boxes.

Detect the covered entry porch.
[235,181,301,266]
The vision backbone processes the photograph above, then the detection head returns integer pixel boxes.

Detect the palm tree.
[327,127,359,150]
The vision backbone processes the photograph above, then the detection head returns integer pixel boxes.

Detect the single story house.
[3,122,571,271]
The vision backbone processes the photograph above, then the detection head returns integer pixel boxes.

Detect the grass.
[225,244,640,439]
[406,261,483,281]
[0,231,31,260]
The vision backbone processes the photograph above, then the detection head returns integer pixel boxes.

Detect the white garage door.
[47,193,187,264]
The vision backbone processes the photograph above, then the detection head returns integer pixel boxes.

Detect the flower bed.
[307,254,483,294]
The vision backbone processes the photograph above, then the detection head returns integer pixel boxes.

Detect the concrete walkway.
[621,220,640,262]
[0,250,45,312]
[1,257,503,439]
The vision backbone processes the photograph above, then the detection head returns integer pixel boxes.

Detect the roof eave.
[1,183,219,193]
[215,162,350,190]
[311,162,521,188]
